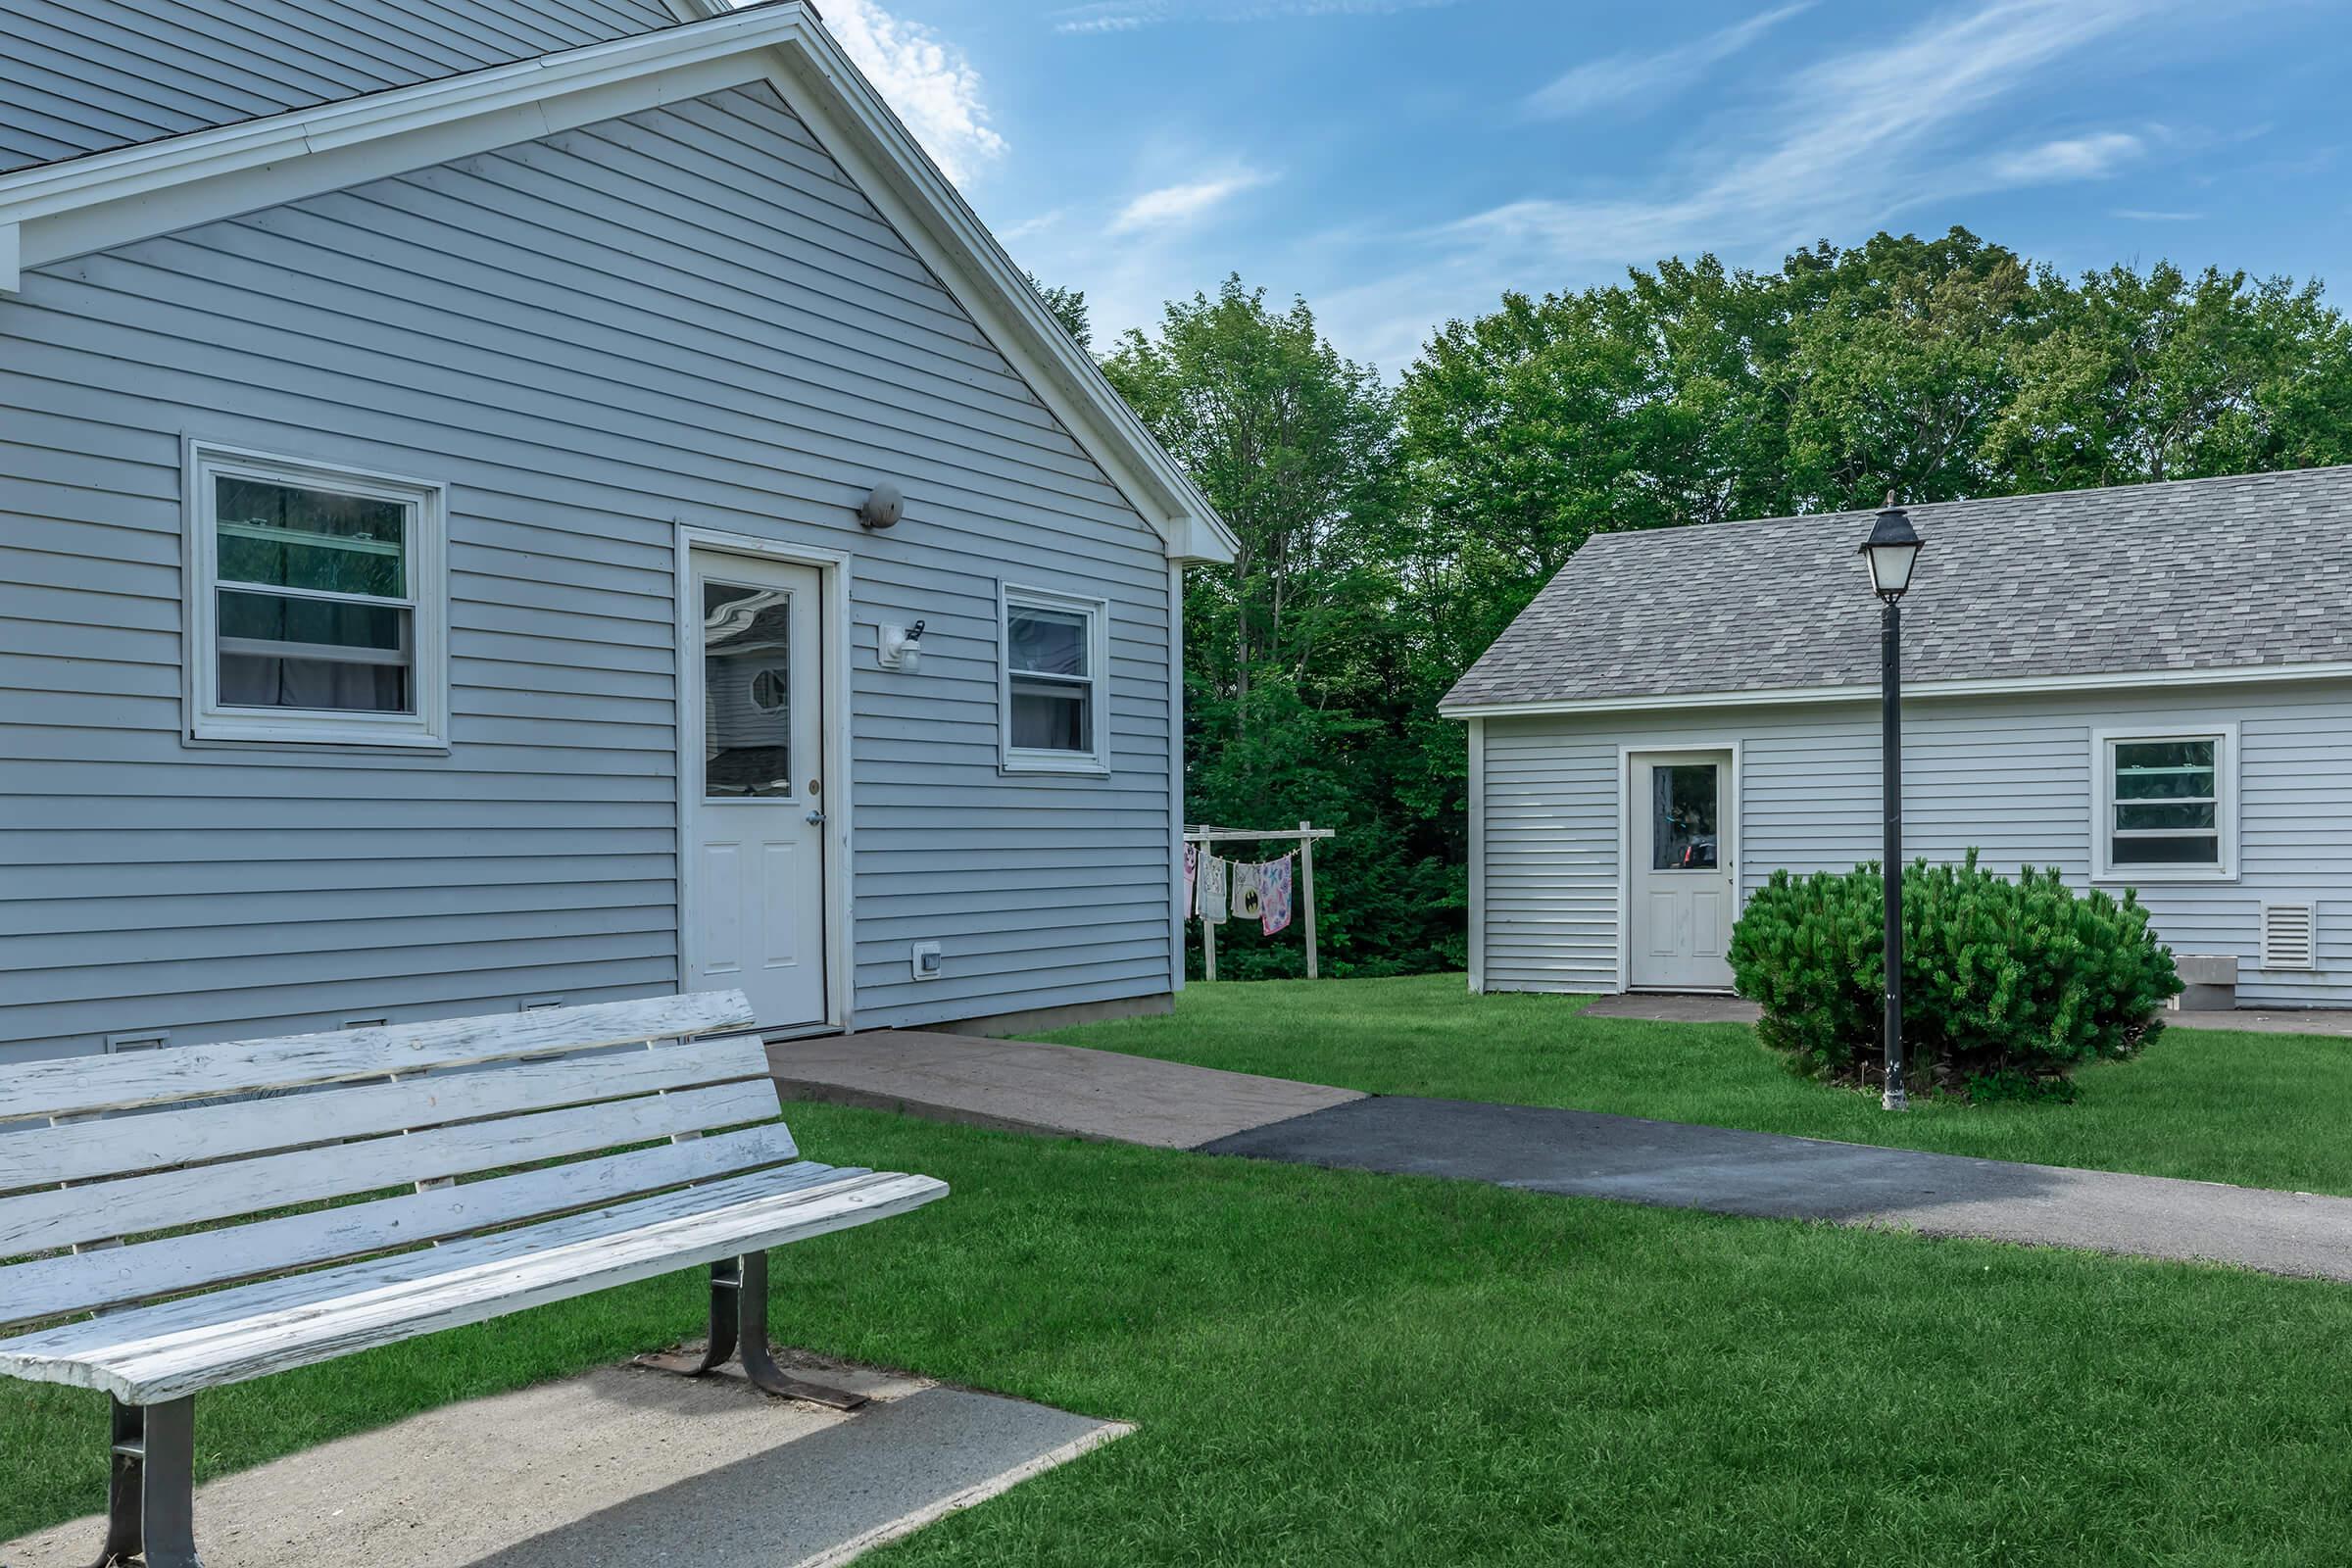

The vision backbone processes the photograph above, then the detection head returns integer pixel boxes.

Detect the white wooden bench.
[0,991,947,1568]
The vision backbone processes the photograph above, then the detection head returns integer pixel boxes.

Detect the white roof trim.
[1439,658,2352,720]
[0,2,1236,566]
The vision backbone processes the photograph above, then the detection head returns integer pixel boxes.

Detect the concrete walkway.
[1201,1097,2352,1282]
[769,1029,1363,1148]
[3,1355,1126,1568]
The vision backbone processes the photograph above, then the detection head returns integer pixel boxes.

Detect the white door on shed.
[686,552,827,1029]
[1629,751,1737,991]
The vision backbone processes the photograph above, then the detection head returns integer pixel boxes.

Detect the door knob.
[805,809,826,826]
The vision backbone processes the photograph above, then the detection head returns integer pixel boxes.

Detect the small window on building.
[1002,587,1106,772]
[187,443,447,747]
[2095,729,2234,880]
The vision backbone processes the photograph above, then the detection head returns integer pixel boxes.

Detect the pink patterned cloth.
[1259,855,1294,935]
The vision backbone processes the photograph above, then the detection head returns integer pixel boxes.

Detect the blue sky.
[818,0,2352,373]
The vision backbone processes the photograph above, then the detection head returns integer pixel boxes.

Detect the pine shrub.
[1728,852,2182,1101]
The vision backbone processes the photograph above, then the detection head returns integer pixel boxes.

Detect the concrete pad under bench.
[2,1355,1128,1568]
[770,1030,1364,1149]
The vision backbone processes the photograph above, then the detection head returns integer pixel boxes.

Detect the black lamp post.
[1857,496,1924,1111]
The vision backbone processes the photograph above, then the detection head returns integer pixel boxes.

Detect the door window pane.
[1651,764,1720,869]
[704,580,793,799]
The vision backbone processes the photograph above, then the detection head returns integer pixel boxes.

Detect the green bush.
[1728,853,2183,1100]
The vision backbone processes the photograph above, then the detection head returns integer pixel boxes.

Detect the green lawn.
[1043,975,2352,1197]
[10,1102,2350,1565]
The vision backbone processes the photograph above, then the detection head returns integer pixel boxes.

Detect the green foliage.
[1730,854,2184,1100]
[1092,234,2352,979]
[1026,271,1093,352]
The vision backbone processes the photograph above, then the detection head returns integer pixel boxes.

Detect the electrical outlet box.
[910,941,944,981]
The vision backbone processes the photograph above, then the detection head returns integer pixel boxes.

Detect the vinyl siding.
[0,80,1176,1061]
[0,0,679,172]
[1476,681,2352,1006]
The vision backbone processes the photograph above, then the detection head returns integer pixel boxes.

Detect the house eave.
[0,0,1236,567]
[1438,657,2352,720]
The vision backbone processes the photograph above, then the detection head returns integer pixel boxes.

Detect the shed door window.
[189,446,447,748]
[1650,763,1720,869]
[1004,592,1103,768]
[2109,738,2220,866]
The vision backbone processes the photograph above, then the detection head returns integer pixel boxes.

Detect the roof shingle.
[1442,466,2352,710]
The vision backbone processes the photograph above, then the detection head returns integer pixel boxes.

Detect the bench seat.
[0,1158,945,1406]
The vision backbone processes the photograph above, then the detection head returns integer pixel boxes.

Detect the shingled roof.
[1442,466,2352,712]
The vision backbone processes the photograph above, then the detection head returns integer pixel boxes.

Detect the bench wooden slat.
[0,1124,809,1329]
[0,1078,781,1255]
[0,1163,951,1403]
[0,1034,772,1193]
[0,992,756,1125]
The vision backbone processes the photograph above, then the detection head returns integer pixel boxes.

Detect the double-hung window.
[1001,585,1107,773]
[186,443,448,748]
[2092,727,2235,880]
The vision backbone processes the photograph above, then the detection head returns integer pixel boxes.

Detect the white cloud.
[1525,5,1812,121]
[1109,169,1276,233]
[1991,130,2143,182]
[818,0,1005,184]
[1052,0,1458,34]
[2112,207,2203,220]
[1305,0,2180,369]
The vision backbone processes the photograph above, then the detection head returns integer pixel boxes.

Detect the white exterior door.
[686,551,827,1029]
[1629,751,1737,991]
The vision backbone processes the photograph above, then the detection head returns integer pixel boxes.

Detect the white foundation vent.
[2260,903,2317,970]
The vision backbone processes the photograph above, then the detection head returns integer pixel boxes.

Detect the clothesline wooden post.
[1298,819,1319,980]
[1184,822,1336,981]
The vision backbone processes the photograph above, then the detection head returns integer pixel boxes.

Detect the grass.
[9,1102,2352,1565]
[1042,975,2352,1197]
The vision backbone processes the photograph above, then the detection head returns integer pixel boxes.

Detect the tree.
[1026,272,1093,353]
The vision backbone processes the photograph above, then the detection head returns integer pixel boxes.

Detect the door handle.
[805,809,826,826]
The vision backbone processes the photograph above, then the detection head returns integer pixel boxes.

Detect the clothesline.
[1180,820,1330,980]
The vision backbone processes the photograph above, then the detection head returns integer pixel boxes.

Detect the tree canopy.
[1081,228,2352,977]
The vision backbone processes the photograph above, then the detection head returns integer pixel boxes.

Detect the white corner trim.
[1440,658,2352,721]
[0,221,18,293]
[0,1,1237,568]
[1466,715,1485,994]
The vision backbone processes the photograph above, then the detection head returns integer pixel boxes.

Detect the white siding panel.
[1475,681,2352,1006]
[0,81,1176,1058]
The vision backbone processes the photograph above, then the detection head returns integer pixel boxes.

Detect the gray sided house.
[0,0,1237,1063]
[1445,468,2352,1008]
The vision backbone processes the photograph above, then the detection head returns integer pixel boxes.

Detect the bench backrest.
[0,992,786,1331]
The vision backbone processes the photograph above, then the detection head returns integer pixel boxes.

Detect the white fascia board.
[1437,657,2352,720]
[0,6,807,268]
[0,0,1237,567]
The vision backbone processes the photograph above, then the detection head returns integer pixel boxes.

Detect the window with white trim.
[1002,586,1107,772]
[2093,727,2235,880]
[187,444,447,747]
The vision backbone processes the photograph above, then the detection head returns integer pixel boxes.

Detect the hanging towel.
[1198,855,1229,924]
[1233,862,1265,921]
[1182,844,1199,918]
[1259,855,1294,935]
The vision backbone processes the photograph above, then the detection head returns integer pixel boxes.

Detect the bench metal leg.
[638,1253,867,1411]
[95,1395,203,1568]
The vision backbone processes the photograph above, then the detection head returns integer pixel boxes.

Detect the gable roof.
[1442,465,2352,715]
[0,0,688,173]
[0,0,1237,565]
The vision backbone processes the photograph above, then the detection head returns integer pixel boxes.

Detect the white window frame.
[1000,582,1109,775]
[2090,723,2238,883]
[184,440,449,749]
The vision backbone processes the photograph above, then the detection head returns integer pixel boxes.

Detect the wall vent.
[2260,903,2317,970]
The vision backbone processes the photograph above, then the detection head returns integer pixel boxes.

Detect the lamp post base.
[1882,1085,1909,1111]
